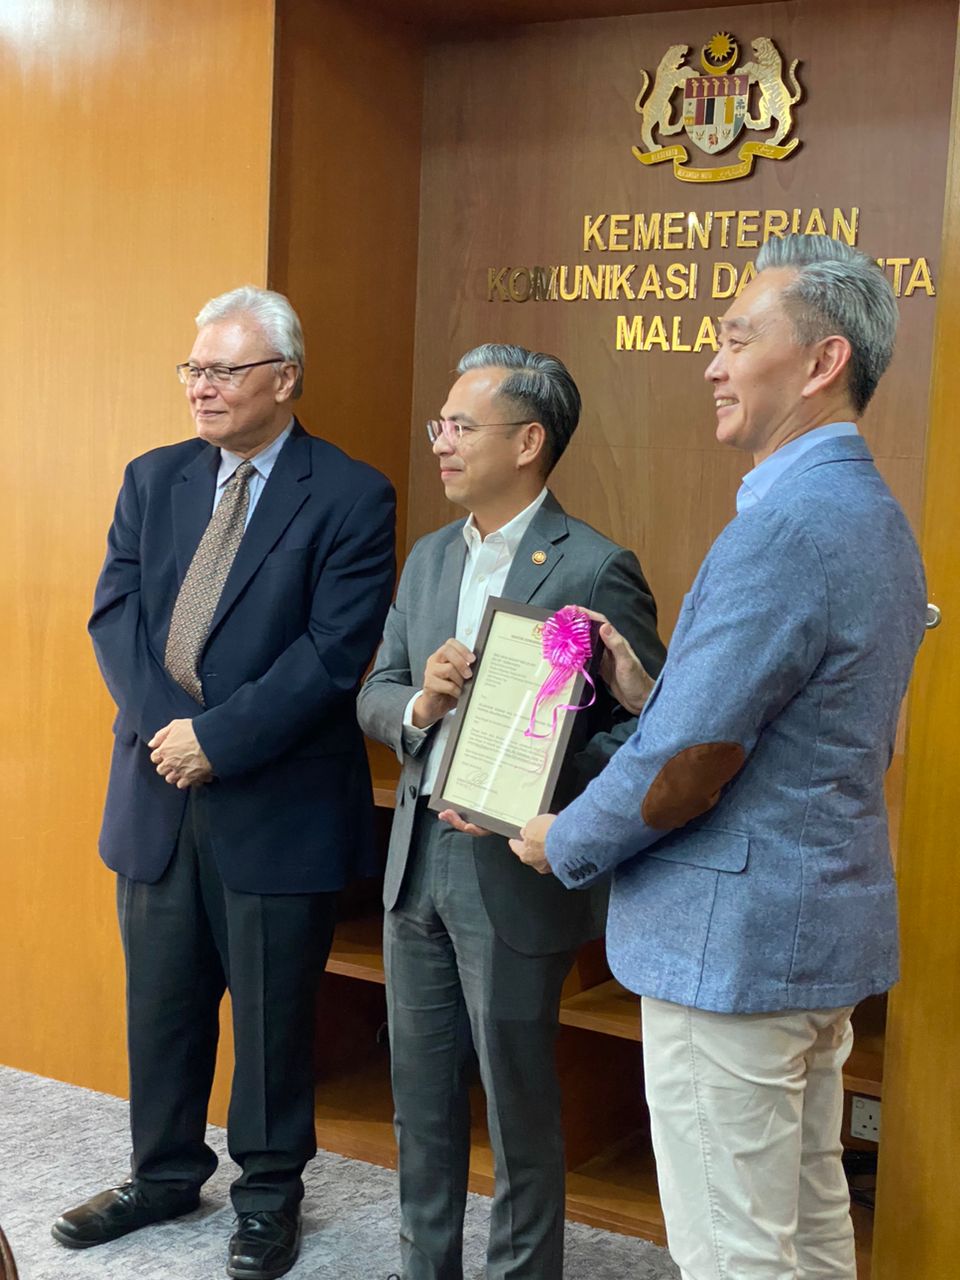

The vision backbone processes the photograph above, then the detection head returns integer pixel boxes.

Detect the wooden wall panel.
[270,0,424,788]
[0,0,276,1106]
[411,0,955,646]
[872,22,960,1277]
[270,0,423,557]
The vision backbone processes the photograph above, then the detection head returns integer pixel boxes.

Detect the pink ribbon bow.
[524,606,597,740]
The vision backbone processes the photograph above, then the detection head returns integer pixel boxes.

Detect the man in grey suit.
[511,236,927,1279]
[357,344,665,1280]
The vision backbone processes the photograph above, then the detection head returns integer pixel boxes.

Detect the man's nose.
[704,351,724,382]
[191,370,218,396]
[433,431,454,457]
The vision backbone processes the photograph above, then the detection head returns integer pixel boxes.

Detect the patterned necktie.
[164,460,255,705]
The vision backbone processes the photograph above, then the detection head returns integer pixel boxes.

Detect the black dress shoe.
[227,1209,301,1279]
[51,1179,200,1249]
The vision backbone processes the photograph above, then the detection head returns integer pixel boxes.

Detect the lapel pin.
[531,550,547,565]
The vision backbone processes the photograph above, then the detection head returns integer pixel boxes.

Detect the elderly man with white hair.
[52,287,396,1280]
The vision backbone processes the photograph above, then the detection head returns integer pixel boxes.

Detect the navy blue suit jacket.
[90,421,396,893]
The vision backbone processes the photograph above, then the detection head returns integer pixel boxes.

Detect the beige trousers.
[642,996,857,1280]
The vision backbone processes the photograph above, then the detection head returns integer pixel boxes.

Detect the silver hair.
[755,234,897,413]
[456,343,581,471]
[196,285,305,399]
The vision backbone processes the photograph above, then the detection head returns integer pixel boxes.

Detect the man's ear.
[517,421,547,471]
[802,335,853,400]
[275,362,300,404]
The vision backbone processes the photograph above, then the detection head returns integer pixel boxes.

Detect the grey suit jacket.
[357,492,666,956]
[547,436,927,1010]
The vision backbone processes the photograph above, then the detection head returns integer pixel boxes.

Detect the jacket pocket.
[648,828,749,873]
[112,713,138,746]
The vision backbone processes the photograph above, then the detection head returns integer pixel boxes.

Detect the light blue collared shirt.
[736,422,860,514]
[213,419,294,528]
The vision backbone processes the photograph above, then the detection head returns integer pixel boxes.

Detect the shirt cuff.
[402,691,430,755]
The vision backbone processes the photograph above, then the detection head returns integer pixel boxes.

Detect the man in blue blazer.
[52,287,395,1280]
[511,236,926,1279]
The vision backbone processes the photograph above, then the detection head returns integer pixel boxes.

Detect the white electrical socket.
[850,1095,881,1142]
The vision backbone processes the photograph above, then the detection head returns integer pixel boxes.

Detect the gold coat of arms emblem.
[633,32,802,183]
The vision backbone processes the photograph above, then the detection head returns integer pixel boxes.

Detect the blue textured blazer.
[89,421,396,894]
[546,435,926,1013]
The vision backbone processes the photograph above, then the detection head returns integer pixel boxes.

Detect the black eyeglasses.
[176,357,286,387]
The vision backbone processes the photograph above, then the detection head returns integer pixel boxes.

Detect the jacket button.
[408,784,418,800]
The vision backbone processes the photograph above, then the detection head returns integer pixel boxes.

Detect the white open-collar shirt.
[403,488,549,796]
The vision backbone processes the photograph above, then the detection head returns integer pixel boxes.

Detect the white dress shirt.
[403,488,548,796]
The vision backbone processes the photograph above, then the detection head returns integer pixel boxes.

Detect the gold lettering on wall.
[616,314,720,352]
[582,206,860,252]
[904,258,936,296]
[492,207,932,352]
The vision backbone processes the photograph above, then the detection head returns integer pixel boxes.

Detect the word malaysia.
[485,206,936,353]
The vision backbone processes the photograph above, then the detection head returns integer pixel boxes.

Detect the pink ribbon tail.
[524,668,596,739]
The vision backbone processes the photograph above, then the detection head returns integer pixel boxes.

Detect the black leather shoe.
[51,1179,200,1249]
[227,1209,301,1279]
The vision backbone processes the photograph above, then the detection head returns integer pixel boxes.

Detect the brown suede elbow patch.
[641,742,746,830]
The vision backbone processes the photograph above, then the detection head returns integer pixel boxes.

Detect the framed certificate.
[429,597,598,838]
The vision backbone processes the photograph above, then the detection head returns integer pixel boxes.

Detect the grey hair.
[755,234,897,413]
[196,285,305,399]
[456,343,581,471]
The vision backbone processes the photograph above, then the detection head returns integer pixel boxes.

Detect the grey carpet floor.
[0,1065,679,1280]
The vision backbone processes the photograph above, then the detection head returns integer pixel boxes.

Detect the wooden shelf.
[566,1137,665,1242]
[560,977,885,1096]
[314,1051,663,1242]
[315,1050,396,1167]
[372,784,396,810]
[325,914,385,984]
[326,912,886,1097]
[560,978,641,1041]
[314,1049,498,1192]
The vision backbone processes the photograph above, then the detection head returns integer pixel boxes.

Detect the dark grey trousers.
[116,792,337,1213]
[384,807,574,1280]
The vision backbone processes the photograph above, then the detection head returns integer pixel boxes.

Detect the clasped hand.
[148,719,213,788]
